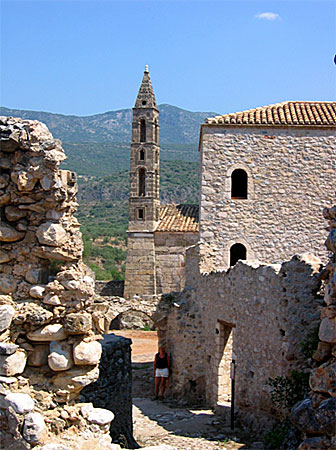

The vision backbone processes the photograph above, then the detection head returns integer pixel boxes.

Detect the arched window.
[138,168,146,196]
[140,119,146,142]
[230,243,246,267]
[139,149,145,161]
[231,169,248,199]
[154,119,158,143]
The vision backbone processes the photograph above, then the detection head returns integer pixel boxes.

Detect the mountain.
[0,104,217,145]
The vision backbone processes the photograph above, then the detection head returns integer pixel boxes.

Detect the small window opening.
[230,243,246,267]
[231,169,248,199]
[140,119,146,142]
[155,120,158,143]
[155,170,159,196]
[155,150,159,164]
[138,208,144,220]
[138,168,146,196]
[142,101,147,106]
[139,149,145,161]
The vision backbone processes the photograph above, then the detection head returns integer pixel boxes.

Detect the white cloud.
[255,12,281,21]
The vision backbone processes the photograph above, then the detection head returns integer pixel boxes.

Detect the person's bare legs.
[159,377,167,399]
[154,376,161,398]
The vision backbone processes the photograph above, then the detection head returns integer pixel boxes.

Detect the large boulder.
[36,222,67,247]
[73,341,102,365]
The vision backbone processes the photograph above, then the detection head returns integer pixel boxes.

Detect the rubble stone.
[5,393,34,414]
[27,324,68,341]
[0,304,15,332]
[0,349,27,376]
[36,222,67,247]
[73,340,102,365]
[0,274,17,295]
[0,222,25,242]
[22,412,46,443]
[63,312,92,335]
[48,341,74,371]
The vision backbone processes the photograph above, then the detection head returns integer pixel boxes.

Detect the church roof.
[134,66,158,110]
[156,204,199,233]
[205,101,336,127]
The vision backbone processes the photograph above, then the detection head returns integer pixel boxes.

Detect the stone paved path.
[133,398,265,450]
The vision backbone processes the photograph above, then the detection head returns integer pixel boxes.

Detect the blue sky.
[1,0,335,116]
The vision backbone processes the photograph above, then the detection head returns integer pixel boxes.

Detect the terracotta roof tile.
[156,204,199,233]
[205,101,336,126]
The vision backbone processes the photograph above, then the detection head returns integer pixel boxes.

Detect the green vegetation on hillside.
[0,104,217,145]
[0,104,205,280]
[77,160,199,280]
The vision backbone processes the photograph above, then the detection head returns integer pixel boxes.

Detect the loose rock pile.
[0,117,118,448]
[290,202,336,449]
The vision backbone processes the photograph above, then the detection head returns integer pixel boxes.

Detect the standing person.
[153,346,170,400]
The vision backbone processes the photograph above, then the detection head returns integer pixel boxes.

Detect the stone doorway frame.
[214,319,235,407]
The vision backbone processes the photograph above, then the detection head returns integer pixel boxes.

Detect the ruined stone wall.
[0,117,127,449]
[199,126,336,272]
[95,280,124,297]
[81,334,135,447]
[154,231,198,295]
[290,203,336,449]
[164,244,322,428]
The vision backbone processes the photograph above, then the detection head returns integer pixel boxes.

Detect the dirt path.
[112,330,265,450]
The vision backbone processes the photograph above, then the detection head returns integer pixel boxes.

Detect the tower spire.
[124,68,160,300]
[134,66,157,109]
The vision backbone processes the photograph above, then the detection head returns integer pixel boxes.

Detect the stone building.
[199,101,336,271]
[124,67,199,299]
[158,102,336,427]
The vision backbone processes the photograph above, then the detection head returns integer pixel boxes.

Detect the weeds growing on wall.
[266,370,310,448]
[300,326,320,359]
[265,419,291,449]
[268,370,310,411]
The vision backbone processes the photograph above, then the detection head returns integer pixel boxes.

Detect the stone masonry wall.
[290,202,336,449]
[81,334,136,448]
[124,233,156,299]
[199,126,336,272]
[155,231,198,295]
[164,244,322,429]
[0,117,127,449]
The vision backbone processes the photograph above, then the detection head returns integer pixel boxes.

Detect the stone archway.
[110,309,156,330]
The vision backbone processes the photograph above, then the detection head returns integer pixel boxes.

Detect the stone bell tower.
[124,66,160,299]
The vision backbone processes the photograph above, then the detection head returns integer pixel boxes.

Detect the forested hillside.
[77,160,199,280]
[0,104,204,279]
[0,104,216,144]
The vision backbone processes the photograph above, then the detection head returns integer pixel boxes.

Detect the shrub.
[268,370,310,412]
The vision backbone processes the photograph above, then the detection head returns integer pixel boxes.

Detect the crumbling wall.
[163,244,322,429]
[0,116,127,449]
[290,203,336,449]
[81,334,135,447]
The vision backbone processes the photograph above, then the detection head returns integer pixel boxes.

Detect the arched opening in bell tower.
[138,168,146,196]
[140,120,146,143]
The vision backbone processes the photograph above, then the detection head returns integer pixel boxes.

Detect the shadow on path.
[133,397,257,448]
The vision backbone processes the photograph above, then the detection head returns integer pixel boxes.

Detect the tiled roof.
[156,204,199,232]
[205,101,336,126]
